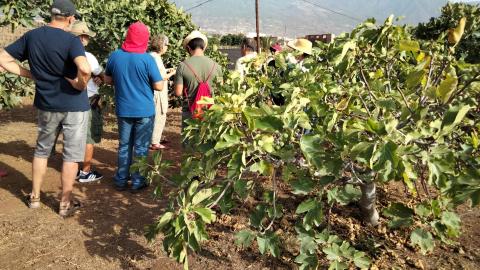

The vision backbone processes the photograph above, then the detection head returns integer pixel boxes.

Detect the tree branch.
[447,73,480,104]
[357,94,373,118]
[349,162,365,186]
[262,167,277,233]
[359,68,378,101]
[208,181,232,209]
[420,55,435,106]
[396,85,414,115]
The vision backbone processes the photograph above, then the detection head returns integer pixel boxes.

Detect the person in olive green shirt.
[174,30,222,132]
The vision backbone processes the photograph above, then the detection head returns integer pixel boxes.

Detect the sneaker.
[78,170,103,183]
[25,194,41,209]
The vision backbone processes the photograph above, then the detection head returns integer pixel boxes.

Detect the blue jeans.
[114,116,154,189]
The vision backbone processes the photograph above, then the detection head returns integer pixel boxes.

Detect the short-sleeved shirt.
[5,26,89,112]
[105,49,163,118]
[85,52,102,97]
[174,55,222,112]
[235,52,257,78]
[150,52,167,78]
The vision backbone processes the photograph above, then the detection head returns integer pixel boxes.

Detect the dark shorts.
[86,107,103,144]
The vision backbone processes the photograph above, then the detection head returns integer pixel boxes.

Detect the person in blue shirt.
[0,0,91,217]
[104,22,164,192]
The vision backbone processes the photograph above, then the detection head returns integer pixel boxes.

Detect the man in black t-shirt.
[0,0,91,217]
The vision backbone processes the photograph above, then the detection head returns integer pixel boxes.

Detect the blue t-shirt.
[5,26,89,112]
[105,49,162,117]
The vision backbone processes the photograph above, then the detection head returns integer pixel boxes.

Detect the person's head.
[270,43,282,55]
[287,38,312,61]
[121,22,150,53]
[50,0,79,28]
[150,34,169,55]
[70,21,96,47]
[188,38,205,53]
[240,38,257,56]
[183,30,208,56]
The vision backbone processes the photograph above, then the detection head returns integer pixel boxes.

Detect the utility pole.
[255,0,260,53]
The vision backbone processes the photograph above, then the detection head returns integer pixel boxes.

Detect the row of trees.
[135,3,479,270]
[0,0,227,109]
[139,12,479,268]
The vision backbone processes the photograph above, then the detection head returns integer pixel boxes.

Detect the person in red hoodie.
[104,22,164,192]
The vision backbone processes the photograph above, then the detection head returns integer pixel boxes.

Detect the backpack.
[183,62,216,120]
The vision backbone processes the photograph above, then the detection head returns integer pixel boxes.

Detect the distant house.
[245,32,267,38]
[305,33,335,44]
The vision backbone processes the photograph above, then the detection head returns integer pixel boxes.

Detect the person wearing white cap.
[70,21,105,183]
[174,30,222,139]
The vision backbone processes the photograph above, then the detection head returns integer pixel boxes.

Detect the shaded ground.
[0,99,479,270]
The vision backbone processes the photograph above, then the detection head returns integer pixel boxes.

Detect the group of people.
[0,0,314,217]
[0,0,222,217]
[234,35,313,78]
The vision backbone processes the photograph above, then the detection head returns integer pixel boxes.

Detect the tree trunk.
[359,181,379,226]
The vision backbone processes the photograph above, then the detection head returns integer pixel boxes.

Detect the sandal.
[149,144,166,150]
[59,200,82,218]
[25,194,41,209]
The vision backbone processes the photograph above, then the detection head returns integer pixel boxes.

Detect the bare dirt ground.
[0,99,479,270]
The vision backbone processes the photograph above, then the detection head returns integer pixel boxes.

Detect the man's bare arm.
[175,83,183,96]
[65,55,91,91]
[0,50,33,79]
[153,80,164,91]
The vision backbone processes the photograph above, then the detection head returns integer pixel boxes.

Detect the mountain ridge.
[172,0,475,36]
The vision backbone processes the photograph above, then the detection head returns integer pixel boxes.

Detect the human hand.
[167,68,176,77]
[65,77,86,91]
[93,76,103,86]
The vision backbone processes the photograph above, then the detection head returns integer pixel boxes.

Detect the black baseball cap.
[51,0,81,19]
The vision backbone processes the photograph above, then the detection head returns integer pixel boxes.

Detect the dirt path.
[0,100,479,270]
[0,100,270,270]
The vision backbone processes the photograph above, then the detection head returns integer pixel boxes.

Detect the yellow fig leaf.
[448,17,466,45]
[435,73,458,104]
[472,131,479,149]
[335,97,350,111]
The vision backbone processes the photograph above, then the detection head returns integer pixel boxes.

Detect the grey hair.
[150,34,169,52]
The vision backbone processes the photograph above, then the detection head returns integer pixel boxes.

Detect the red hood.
[121,22,149,53]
